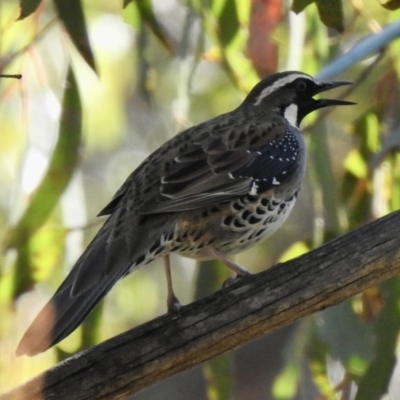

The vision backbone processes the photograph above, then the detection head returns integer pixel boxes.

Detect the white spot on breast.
[272,177,280,185]
[250,181,259,195]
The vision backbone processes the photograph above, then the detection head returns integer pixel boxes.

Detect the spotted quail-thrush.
[17,71,354,356]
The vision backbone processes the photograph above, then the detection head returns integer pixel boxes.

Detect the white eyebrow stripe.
[254,74,314,105]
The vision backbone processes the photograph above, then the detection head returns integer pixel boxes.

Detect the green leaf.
[213,0,240,46]
[8,66,82,295]
[272,362,299,399]
[380,0,400,10]
[292,0,315,14]
[53,0,97,72]
[355,277,400,400]
[315,0,345,32]
[18,0,42,20]
[28,225,68,282]
[133,0,173,54]
[203,353,232,400]
[344,149,368,179]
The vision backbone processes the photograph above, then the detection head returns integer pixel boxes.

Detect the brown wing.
[98,111,290,216]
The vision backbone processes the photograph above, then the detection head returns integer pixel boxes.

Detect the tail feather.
[16,268,123,356]
[16,211,171,356]
[16,216,132,356]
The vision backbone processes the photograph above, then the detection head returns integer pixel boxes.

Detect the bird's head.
[244,71,355,127]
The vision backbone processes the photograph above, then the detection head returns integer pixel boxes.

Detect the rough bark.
[3,210,400,400]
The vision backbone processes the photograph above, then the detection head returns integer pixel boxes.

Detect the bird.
[16,71,354,356]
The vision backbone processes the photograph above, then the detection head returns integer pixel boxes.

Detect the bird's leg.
[206,248,251,287]
[163,255,181,313]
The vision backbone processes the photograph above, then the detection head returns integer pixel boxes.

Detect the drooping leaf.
[18,0,42,20]
[28,225,68,282]
[315,0,345,32]
[380,0,400,10]
[354,277,400,400]
[53,0,97,72]
[213,0,240,47]
[272,361,299,399]
[203,353,232,400]
[130,0,173,54]
[8,66,82,295]
[291,0,314,13]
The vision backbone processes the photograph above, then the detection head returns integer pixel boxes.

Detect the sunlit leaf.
[53,0,97,72]
[29,225,67,282]
[122,1,141,30]
[272,361,299,399]
[18,0,42,20]
[347,354,368,377]
[203,353,232,400]
[7,66,82,295]
[390,153,400,211]
[316,0,344,32]
[344,149,368,179]
[278,241,309,263]
[365,113,380,153]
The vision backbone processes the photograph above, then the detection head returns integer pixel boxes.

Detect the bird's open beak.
[314,80,356,108]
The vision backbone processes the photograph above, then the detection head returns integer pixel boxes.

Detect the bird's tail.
[16,215,135,356]
[16,268,123,356]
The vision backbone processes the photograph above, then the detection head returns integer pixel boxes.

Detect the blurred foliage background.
[1,0,400,399]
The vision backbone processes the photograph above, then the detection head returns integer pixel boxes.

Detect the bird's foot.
[167,293,182,315]
[222,270,252,289]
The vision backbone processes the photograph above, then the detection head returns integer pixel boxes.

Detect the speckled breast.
[171,189,299,260]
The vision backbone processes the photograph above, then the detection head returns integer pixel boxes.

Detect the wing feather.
[100,115,299,216]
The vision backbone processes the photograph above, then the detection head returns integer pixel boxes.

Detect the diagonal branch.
[3,210,400,400]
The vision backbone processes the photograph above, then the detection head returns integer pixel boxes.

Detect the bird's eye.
[296,80,308,92]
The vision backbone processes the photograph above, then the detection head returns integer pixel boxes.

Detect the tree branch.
[4,210,400,400]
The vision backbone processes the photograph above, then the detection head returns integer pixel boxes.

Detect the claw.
[222,272,251,289]
[167,294,182,315]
